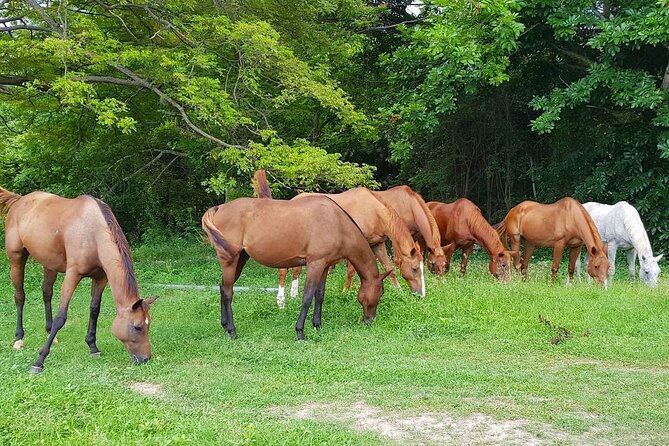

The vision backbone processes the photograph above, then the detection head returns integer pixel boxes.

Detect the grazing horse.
[274,188,424,306]
[496,197,609,285]
[201,195,391,340]
[373,186,447,276]
[427,199,512,280]
[578,201,662,287]
[0,187,156,373]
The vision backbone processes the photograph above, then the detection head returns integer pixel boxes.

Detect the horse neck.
[347,241,380,283]
[573,205,604,251]
[378,201,415,256]
[410,197,440,249]
[97,233,140,307]
[468,212,505,256]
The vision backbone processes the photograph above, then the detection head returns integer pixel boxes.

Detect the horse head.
[586,246,609,286]
[358,270,392,324]
[426,246,447,276]
[395,241,424,296]
[640,254,662,287]
[111,297,157,364]
[490,251,514,281]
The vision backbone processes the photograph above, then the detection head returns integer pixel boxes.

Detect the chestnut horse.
[274,187,424,306]
[201,195,391,340]
[427,199,512,280]
[373,186,447,276]
[0,187,156,373]
[496,197,609,285]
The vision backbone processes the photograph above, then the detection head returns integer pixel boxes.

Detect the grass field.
[0,238,668,445]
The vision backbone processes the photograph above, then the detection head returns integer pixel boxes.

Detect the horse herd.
[0,171,662,373]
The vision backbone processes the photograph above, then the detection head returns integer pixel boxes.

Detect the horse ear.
[381,270,394,280]
[131,299,143,310]
[144,296,158,306]
[654,254,663,262]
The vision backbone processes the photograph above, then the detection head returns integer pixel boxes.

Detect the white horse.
[577,201,662,287]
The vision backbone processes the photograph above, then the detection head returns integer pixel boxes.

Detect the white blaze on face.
[420,261,425,297]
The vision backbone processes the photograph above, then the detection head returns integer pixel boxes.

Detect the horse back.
[5,193,106,272]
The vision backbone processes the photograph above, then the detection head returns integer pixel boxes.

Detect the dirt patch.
[272,401,611,445]
[130,381,165,398]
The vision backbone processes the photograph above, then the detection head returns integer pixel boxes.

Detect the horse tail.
[0,186,21,214]
[201,206,236,262]
[493,221,509,248]
[252,169,272,199]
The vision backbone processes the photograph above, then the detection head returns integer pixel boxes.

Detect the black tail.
[252,170,272,199]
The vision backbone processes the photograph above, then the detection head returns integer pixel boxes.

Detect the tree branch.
[0,23,51,32]
[661,58,669,90]
[25,0,63,35]
[0,16,25,23]
[111,63,245,149]
[552,45,594,67]
[359,17,427,33]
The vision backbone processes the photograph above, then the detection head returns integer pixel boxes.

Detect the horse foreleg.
[510,235,522,272]
[311,268,329,330]
[460,244,474,277]
[297,262,326,340]
[520,243,535,280]
[277,268,288,309]
[567,246,581,285]
[627,249,637,282]
[442,242,456,274]
[31,270,83,373]
[606,243,617,286]
[550,242,566,283]
[86,276,108,356]
[290,266,302,297]
[372,244,399,288]
[42,268,57,336]
[9,249,29,350]
[344,260,356,290]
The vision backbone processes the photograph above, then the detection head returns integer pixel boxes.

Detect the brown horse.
[496,197,609,285]
[373,186,447,276]
[0,187,156,373]
[275,187,424,306]
[201,195,391,340]
[427,199,512,280]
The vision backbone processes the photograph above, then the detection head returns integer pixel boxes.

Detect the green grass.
[0,238,668,445]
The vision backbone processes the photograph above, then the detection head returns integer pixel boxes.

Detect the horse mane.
[372,191,414,249]
[573,199,604,248]
[617,202,653,256]
[467,207,504,253]
[92,198,139,297]
[0,186,21,214]
[253,170,272,199]
[406,187,441,247]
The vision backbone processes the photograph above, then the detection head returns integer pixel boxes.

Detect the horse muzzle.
[132,354,150,365]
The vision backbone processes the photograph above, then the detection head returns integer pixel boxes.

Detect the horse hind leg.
[42,268,57,335]
[219,251,249,339]
[9,249,29,350]
[290,266,302,297]
[277,268,288,309]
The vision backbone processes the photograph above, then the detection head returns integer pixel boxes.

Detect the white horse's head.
[639,254,662,287]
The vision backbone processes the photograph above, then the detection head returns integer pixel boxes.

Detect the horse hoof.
[91,351,101,358]
[277,300,286,310]
[227,330,237,340]
[29,365,43,375]
[296,331,305,341]
[313,323,321,330]
[13,340,24,350]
